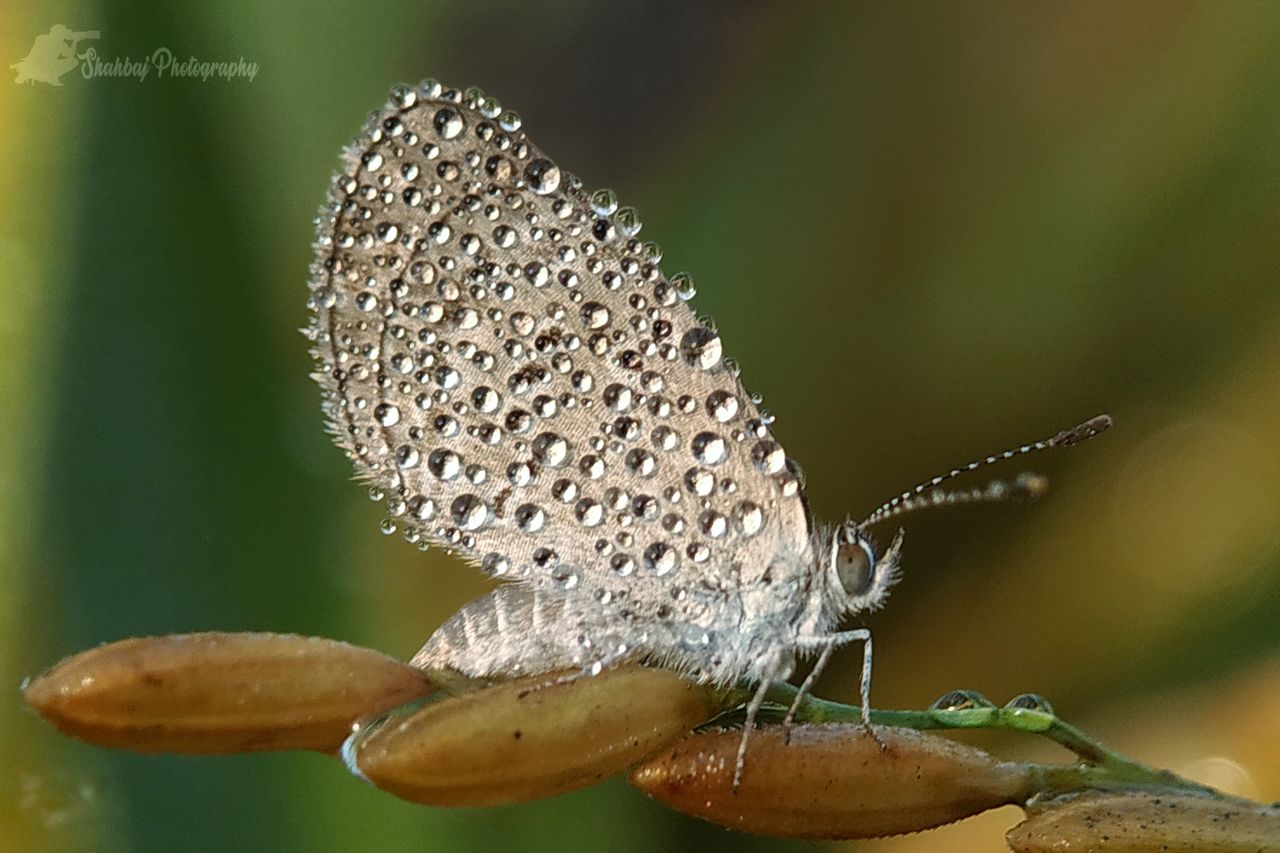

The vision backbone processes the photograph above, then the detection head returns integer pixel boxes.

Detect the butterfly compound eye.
[834,529,878,598]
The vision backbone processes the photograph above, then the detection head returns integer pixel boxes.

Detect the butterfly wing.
[307,82,815,677]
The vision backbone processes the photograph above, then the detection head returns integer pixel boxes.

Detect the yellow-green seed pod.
[23,632,434,754]
[1007,789,1280,852]
[631,723,1033,840]
[348,664,720,807]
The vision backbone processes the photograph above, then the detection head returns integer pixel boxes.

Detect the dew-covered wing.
[306,81,812,621]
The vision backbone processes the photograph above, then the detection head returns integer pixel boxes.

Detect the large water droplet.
[524,158,561,195]
[451,494,489,530]
[532,432,569,467]
[706,391,738,423]
[680,327,722,370]
[683,467,715,497]
[581,302,610,330]
[481,553,511,577]
[514,503,546,533]
[375,403,401,426]
[395,444,421,469]
[471,386,501,414]
[699,510,728,539]
[575,498,604,527]
[603,383,632,412]
[610,553,635,576]
[625,448,657,478]
[428,449,462,480]
[551,478,579,503]
[733,501,764,538]
[643,542,678,576]
[691,432,727,466]
[751,440,786,474]
[433,107,464,140]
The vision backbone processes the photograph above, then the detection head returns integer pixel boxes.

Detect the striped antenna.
[861,414,1111,528]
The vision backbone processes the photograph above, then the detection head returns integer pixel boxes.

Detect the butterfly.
[306,80,1109,784]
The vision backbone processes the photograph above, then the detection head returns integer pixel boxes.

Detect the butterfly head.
[826,522,903,617]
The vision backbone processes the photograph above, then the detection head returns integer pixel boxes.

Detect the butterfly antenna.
[860,414,1111,528]
[865,472,1048,526]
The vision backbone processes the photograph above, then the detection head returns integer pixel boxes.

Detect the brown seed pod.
[349,664,719,807]
[1007,789,1280,852]
[630,723,1034,840]
[23,632,433,754]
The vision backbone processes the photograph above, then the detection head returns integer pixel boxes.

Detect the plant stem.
[712,682,1217,800]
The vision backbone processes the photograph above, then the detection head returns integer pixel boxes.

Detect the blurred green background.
[4,2,1280,851]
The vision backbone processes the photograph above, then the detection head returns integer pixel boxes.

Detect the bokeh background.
[4,2,1280,851]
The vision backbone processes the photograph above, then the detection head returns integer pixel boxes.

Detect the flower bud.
[1007,789,1280,852]
[631,723,1033,839]
[349,664,719,807]
[24,632,433,754]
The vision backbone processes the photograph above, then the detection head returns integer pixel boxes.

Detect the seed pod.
[24,632,433,754]
[1007,789,1280,852]
[631,723,1033,839]
[349,664,719,807]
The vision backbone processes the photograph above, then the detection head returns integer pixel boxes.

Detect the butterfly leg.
[781,638,837,744]
[729,651,794,792]
[795,628,881,744]
[731,675,774,793]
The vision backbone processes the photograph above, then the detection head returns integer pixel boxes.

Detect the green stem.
[713,683,1216,800]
